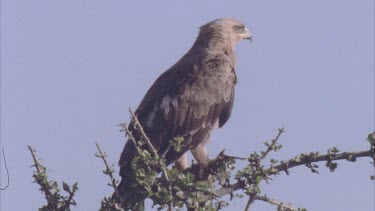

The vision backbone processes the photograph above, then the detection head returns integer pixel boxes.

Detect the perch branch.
[184,149,245,176]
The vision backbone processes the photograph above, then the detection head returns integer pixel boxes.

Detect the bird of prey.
[118,18,251,208]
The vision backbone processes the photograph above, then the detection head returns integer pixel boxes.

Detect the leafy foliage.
[28,146,78,211]
[28,129,375,210]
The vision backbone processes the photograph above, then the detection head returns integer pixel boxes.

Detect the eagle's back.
[119,51,236,167]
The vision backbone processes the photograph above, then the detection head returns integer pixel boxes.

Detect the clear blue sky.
[1,1,374,210]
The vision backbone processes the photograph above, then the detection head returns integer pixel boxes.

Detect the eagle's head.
[198,18,252,46]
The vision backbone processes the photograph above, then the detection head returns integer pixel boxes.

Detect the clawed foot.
[185,150,245,179]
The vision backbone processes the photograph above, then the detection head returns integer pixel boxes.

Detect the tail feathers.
[116,163,146,210]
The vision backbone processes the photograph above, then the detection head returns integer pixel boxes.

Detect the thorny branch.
[161,141,174,160]
[259,128,285,161]
[27,145,78,211]
[268,150,373,175]
[244,192,257,211]
[129,109,174,211]
[28,146,54,203]
[137,128,371,210]
[117,117,375,210]
[25,125,374,211]
[129,109,160,159]
[254,194,297,211]
[120,123,141,155]
[95,142,119,198]
[59,184,79,211]
[245,128,284,210]
[198,143,374,203]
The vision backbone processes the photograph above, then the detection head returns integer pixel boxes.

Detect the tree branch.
[58,182,78,211]
[268,150,373,175]
[258,128,284,161]
[199,148,374,203]
[254,194,297,211]
[27,145,54,205]
[244,192,257,211]
[28,145,78,210]
[95,142,119,199]
[129,109,174,211]
[119,122,142,155]
[183,149,245,177]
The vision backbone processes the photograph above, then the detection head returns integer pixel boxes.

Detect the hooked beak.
[244,28,252,42]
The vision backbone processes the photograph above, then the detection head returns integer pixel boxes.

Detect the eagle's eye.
[234,25,243,32]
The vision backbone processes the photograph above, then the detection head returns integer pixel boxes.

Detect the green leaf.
[62,181,71,193]
[235,193,243,198]
[311,168,319,174]
[367,132,375,144]
[346,154,356,162]
[171,137,184,152]
[51,181,59,192]
[328,162,337,172]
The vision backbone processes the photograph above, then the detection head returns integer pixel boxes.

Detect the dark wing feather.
[219,87,235,127]
[119,53,236,167]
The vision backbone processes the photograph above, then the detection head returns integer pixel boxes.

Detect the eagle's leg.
[175,152,188,170]
[191,142,209,179]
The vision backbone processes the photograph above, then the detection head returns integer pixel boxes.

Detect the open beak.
[244,28,252,42]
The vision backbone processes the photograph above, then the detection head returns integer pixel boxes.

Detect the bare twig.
[161,141,173,159]
[129,109,159,159]
[213,149,246,162]
[28,146,43,175]
[27,145,53,202]
[244,192,257,211]
[95,142,119,199]
[258,128,284,161]
[120,123,141,155]
[254,194,296,211]
[0,148,10,190]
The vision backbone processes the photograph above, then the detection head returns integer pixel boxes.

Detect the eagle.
[118,18,251,208]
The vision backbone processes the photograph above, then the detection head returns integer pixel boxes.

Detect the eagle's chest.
[191,64,237,87]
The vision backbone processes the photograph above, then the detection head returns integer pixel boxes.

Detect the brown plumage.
[118,18,251,208]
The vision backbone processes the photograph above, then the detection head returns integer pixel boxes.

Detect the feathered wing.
[117,53,236,208]
[119,53,236,168]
